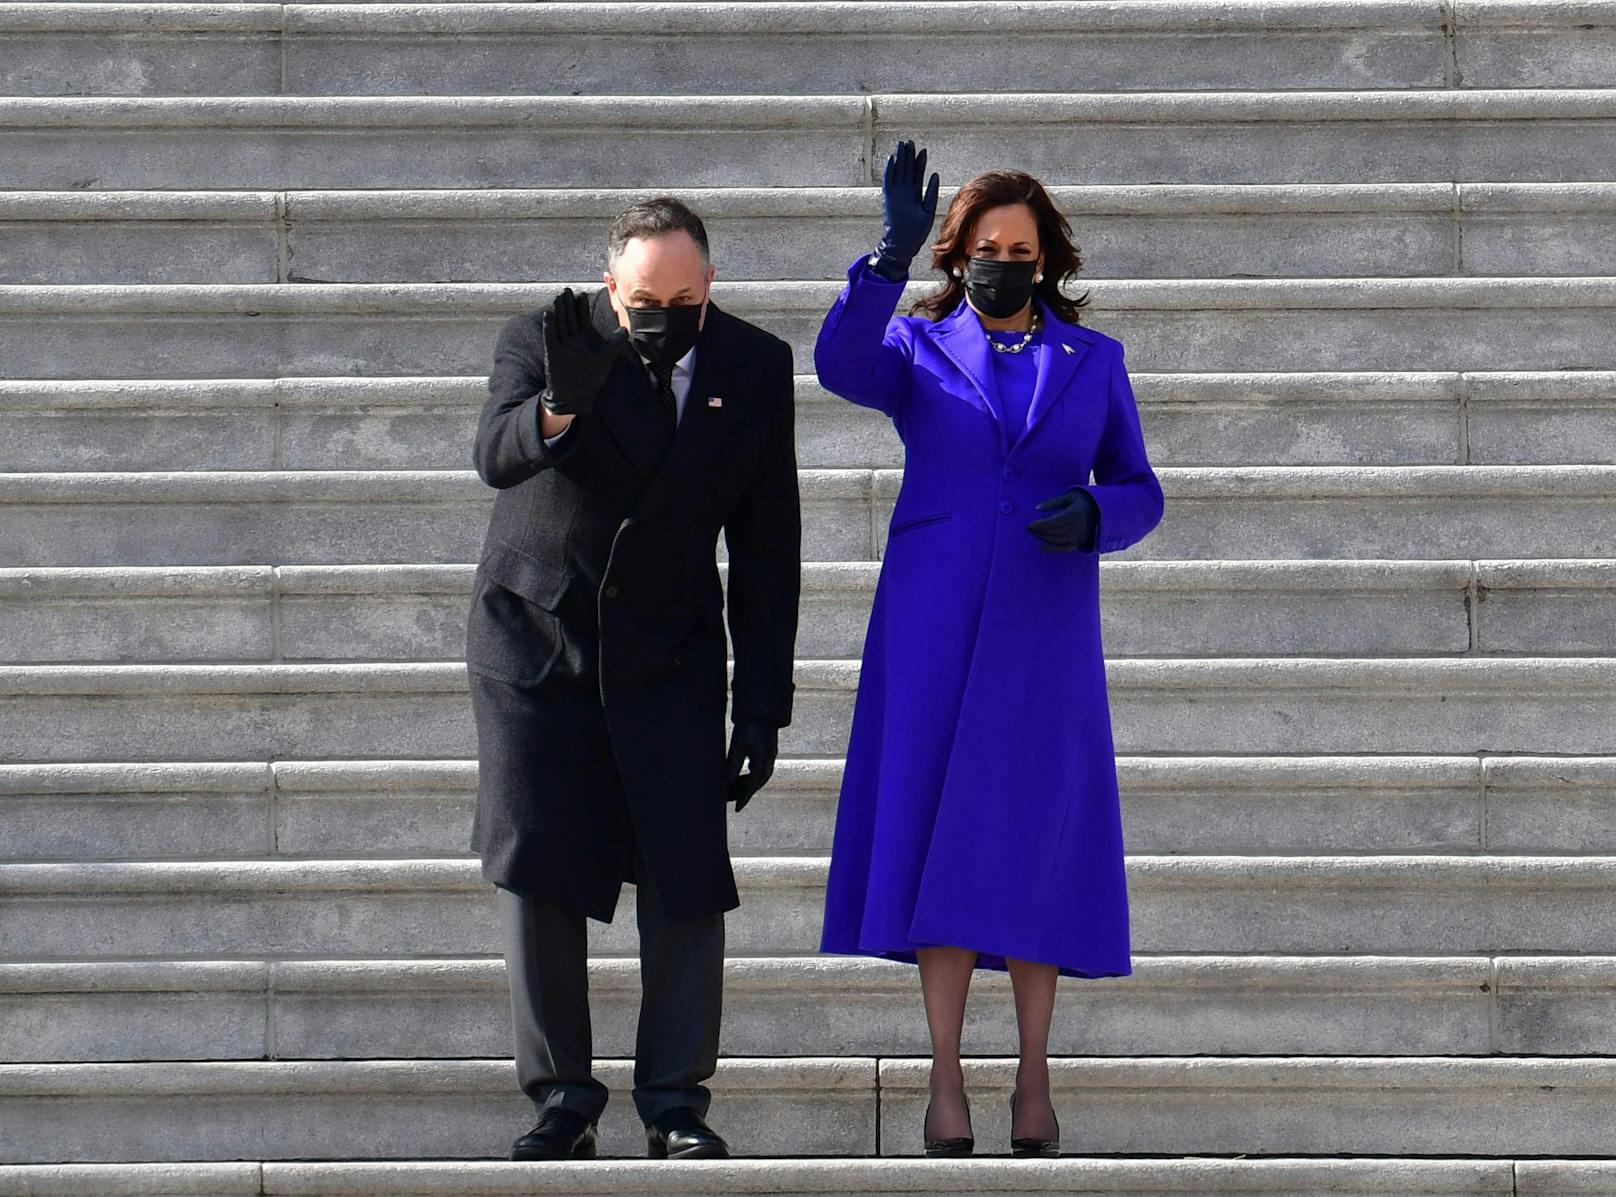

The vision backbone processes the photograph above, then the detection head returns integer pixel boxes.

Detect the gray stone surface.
[0,12,281,98]
[3,656,1616,765]
[1483,756,1616,853]
[3,753,1536,863]
[0,953,1509,1063]
[284,2,1446,96]
[0,180,1604,285]
[278,184,1461,283]
[8,555,1614,665]
[1105,656,1616,755]
[9,182,1616,285]
[1466,370,1616,464]
[878,1057,1616,1156]
[1456,3,1616,89]
[10,370,1616,472]
[1495,957,1616,1054]
[9,277,1616,382]
[0,1157,1521,1196]
[0,96,869,190]
[0,761,274,862]
[0,376,906,472]
[0,962,269,1064]
[6,465,1616,568]
[876,88,1616,185]
[0,557,1536,663]
[0,1058,876,1162]
[9,853,1616,961]
[9,91,1616,192]
[0,663,478,763]
[0,2,1457,97]
[0,1162,261,1197]
[1101,465,1616,561]
[0,469,871,566]
[1474,560,1616,654]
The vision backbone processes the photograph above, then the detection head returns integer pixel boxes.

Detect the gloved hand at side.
[1025,487,1101,552]
[726,719,779,812]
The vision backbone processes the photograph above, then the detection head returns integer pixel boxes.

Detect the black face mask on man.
[963,257,1039,319]
[624,301,703,370]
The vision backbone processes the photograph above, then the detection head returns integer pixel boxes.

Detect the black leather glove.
[726,719,778,812]
[871,139,940,283]
[1026,487,1101,552]
[539,287,631,417]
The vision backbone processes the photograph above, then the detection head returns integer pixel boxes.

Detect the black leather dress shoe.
[511,1106,598,1161]
[645,1106,730,1159]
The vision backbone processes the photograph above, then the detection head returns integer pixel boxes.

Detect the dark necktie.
[652,362,678,431]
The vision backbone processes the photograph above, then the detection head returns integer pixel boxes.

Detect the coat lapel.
[1015,298,1094,452]
[630,301,742,520]
[929,300,1007,451]
[586,287,671,483]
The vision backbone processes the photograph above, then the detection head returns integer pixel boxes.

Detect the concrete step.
[6,853,1616,961]
[10,951,1616,1063]
[7,558,1616,665]
[7,1055,1616,1161]
[5,465,1616,567]
[8,277,1616,381]
[0,1158,1556,1197]
[6,90,1616,191]
[3,657,1615,763]
[877,1056,1616,1158]
[11,753,1609,864]
[22,183,1616,284]
[0,0,1463,98]
[7,371,1615,473]
[0,1057,874,1161]
[0,374,906,472]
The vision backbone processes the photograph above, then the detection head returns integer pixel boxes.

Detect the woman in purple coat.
[815,142,1165,1158]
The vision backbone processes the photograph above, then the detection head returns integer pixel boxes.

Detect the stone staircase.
[4,1,1616,1193]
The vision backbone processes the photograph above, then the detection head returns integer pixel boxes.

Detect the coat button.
[604,585,619,598]
[999,499,1014,514]
[673,655,684,668]
[1001,467,1015,480]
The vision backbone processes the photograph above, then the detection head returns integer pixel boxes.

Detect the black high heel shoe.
[923,1090,974,1158]
[1010,1091,1060,1158]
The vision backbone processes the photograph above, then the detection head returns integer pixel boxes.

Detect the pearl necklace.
[986,312,1041,354]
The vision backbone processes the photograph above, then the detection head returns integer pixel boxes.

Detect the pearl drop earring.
[1034,272,1044,283]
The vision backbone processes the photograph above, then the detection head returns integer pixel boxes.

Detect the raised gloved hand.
[726,718,778,812]
[871,139,941,283]
[1026,487,1101,552]
[539,287,631,417]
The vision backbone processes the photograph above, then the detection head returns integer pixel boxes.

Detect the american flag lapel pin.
[708,396,724,407]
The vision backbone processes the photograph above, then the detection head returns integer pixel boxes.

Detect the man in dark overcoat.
[464,197,800,1161]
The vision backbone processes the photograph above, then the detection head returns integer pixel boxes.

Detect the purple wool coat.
[815,256,1165,978]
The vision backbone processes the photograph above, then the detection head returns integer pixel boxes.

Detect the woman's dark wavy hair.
[909,169,1090,324]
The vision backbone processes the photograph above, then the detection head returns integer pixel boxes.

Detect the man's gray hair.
[606,196,712,269]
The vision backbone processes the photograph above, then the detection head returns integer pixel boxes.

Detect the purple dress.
[985,326,1040,437]
[814,257,1166,978]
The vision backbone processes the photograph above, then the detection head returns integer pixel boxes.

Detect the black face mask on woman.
[963,257,1039,319]
[624,302,703,369]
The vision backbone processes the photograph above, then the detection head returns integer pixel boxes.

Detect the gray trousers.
[496,838,725,1127]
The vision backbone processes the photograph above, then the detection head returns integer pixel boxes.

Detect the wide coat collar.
[926,295,1098,455]
[587,287,745,519]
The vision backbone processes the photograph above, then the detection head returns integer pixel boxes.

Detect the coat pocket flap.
[478,540,568,611]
